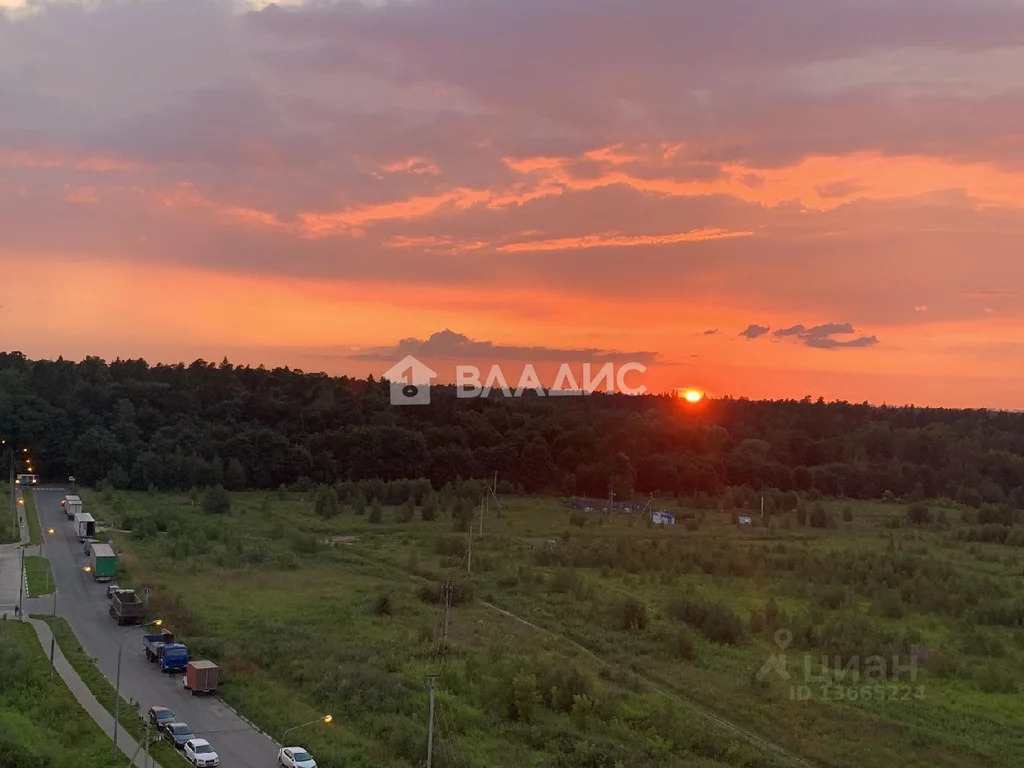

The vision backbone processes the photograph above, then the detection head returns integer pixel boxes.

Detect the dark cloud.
[348,329,660,363]
[772,322,879,348]
[739,324,770,339]
[703,329,719,335]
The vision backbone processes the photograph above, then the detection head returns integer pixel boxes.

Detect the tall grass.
[0,619,116,766]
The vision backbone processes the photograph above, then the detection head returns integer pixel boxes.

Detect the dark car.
[164,721,195,749]
[148,706,175,730]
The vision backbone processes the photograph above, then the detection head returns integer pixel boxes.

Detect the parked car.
[147,706,175,730]
[164,721,194,749]
[105,583,121,599]
[279,746,318,768]
[184,738,220,767]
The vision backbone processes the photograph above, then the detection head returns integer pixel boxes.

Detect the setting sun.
[682,389,704,403]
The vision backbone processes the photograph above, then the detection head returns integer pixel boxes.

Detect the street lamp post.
[281,714,333,744]
[113,618,160,757]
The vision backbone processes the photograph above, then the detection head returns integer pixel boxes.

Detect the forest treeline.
[2,351,1024,505]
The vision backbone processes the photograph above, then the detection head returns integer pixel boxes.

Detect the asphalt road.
[26,487,283,768]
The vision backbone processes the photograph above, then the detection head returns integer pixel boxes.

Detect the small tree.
[351,492,368,516]
[202,486,231,515]
[907,501,930,525]
[398,497,416,523]
[314,485,340,519]
[368,499,383,523]
[224,459,246,491]
[842,506,853,523]
[618,597,647,632]
[421,492,438,522]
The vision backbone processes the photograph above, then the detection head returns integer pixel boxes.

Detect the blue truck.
[142,629,190,673]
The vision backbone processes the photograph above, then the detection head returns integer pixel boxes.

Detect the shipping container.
[89,542,116,581]
[184,660,219,695]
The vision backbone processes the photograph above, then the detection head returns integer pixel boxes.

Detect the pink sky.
[1,0,1023,408]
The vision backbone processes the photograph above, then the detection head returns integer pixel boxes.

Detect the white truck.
[74,511,96,542]
[63,494,83,520]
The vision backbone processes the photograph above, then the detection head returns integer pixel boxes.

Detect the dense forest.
[2,351,1024,506]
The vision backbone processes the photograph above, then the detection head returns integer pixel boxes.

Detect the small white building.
[651,510,675,525]
[738,515,753,525]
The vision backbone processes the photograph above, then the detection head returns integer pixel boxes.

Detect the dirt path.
[480,600,818,768]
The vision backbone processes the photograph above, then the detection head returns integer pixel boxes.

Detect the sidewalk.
[23,617,166,768]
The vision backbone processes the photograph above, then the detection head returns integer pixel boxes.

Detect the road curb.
[219,699,282,747]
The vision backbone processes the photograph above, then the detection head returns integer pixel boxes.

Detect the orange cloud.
[383,235,489,253]
[0,148,142,172]
[502,149,1024,211]
[381,157,441,175]
[497,227,754,253]
[63,186,99,204]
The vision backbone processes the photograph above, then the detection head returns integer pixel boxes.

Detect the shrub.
[368,500,383,523]
[907,501,931,525]
[313,485,339,519]
[201,486,231,515]
[374,593,393,616]
[842,506,853,523]
[398,498,416,523]
[617,597,647,632]
[421,493,438,521]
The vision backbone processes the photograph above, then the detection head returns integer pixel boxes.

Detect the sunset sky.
[1,0,1023,408]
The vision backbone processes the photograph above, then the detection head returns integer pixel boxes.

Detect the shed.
[651,510,675,525]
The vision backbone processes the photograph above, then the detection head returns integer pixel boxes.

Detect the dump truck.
[74,511,96,541]
[183,660,219,695]
[63,494,82,520]
[143,628,189,673]
[89,543,116,581]
[109,588,143,625]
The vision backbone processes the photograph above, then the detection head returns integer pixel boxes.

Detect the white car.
[184,738,220,767]
[279,746,318,768]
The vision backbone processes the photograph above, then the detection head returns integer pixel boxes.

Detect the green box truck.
[89,543,117,582]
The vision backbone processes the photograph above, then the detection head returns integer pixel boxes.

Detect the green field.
[0,619,118,766]
[77,485,1024,768]
[1,483,16,543]
[25,555,54,597]
[33,614,183,767]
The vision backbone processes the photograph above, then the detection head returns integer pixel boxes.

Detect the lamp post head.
[47,527,55,535]
[322,715,333,723]
[83,566,92,573]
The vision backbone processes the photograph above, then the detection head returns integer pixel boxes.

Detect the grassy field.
[33,614,184,767]
[0,619,120,766]
[0,483,16,543]
[25,555,54,597]
[76,485,1024,768]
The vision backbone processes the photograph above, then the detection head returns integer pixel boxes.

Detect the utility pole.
[426,676,437,768]
[49,587,57,667]
[17,545,24,615]
[479,496,484,537]
[441,580,452,644]
[467,526,472,575]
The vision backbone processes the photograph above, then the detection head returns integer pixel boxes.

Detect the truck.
[89,542,116,581]
[109,588,144,625]
[143,628,190,673]
[183,660,219,695]
[63,494,82,520]
[74,511,96,541]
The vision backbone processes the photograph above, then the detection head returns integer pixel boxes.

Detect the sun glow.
[682,389,704,403]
